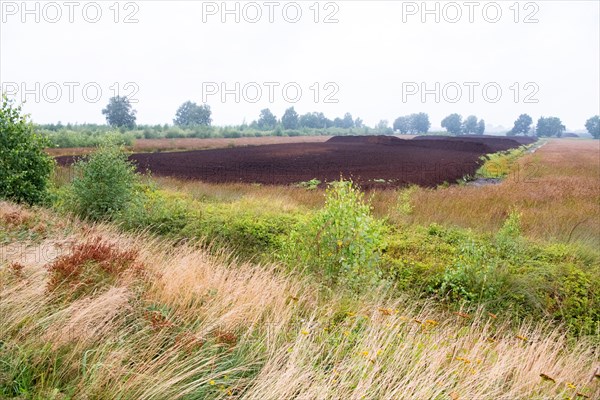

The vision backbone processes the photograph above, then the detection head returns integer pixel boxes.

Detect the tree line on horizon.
[91,96,600,139]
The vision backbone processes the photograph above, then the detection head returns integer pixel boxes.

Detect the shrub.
[496,210,523,255]
[69,143,139,220]
[439,238,505,302]
[280,180,385,291]
[0,95,54,204]
[397,185,418,216]
[120,188,193,236]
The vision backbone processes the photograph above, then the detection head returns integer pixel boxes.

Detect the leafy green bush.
[68,143,139,220]
[0,95,54,204]
[440,238,506,302]
[280,180,385,291]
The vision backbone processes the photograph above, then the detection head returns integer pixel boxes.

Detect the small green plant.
[0,95,54,204]
[281,180,385,291]
[296,178,321,190]
[68,141,139,221]
[397,185,418,216]
[496,210,523,254]
[440,238,504,302]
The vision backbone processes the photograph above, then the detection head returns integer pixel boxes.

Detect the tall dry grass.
[401,139,600,248]
[1,202,599,399]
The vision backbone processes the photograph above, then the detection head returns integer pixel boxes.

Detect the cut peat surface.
[56,135,531,189]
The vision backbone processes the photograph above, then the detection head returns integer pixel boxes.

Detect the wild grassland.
[1,202,599,399]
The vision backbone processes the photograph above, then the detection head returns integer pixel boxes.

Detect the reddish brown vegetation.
[0,204,33,227]
[213,328,238,347]
[47,237,142,294]
[144,310,174,330]
[9,261,25,278]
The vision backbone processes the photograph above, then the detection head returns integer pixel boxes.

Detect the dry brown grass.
[1,202,599,399]
[402,139,600,247]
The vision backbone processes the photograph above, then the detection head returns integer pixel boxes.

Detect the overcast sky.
[1,0,599,130]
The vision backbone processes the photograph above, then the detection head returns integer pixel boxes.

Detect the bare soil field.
[56,135,527,188]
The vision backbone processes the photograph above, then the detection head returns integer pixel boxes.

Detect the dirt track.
[55,135,532,188]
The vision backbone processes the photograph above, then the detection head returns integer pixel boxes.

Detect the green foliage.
[181,203,296,255]
[173,101,212,127]
[440,238,505,302]
[101,96,137,128]
[119,188,296,257]
[393,113,430,134]
[393,116,410,134]
[38,123,418,148]
[0,95,54,204]
[441,113,463,135]
[280,180,385,291]
[281,107,299,130]
[396,185,418,216]
[495,210,522,253]
[296,178,321,190]
[257,108,277,130]
[44,129,134,148]
[381,222,600,336]
[536,116,565,137]
[557,264,598,335]
[477,146,528,179]
[585,115,599,139]
[462,115,479,134]
[68,143,139,221]
[508,114,533,136]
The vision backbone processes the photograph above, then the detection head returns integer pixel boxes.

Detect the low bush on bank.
[280,180,385,291]
[64,143,139,221]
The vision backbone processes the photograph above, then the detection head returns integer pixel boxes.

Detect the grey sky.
[1,0,599,130]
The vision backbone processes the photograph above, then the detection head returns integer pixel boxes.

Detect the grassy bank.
[1,203,599,399]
